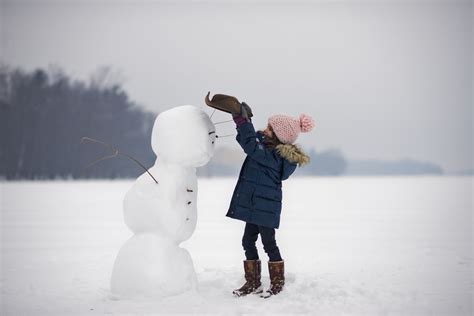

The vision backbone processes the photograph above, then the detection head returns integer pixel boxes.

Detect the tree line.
[0,64,351,180]
[198,147,347,177]
[0,65,157,179]
[3,64,441,179]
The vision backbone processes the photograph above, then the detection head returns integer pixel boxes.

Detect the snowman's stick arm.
[118,151,159,185]
[80,137,159,184]
[83,151,118,169]
[213,119,233,125]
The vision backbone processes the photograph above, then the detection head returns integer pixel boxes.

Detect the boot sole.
[253,286,263,295]
[260,289,283,299]
[232,286,263,297]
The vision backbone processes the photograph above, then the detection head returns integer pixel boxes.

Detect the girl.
[225,101,315,298]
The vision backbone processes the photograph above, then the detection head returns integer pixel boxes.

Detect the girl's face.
[263,124,273,138]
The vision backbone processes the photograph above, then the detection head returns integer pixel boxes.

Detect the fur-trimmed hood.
[275,143,310,167]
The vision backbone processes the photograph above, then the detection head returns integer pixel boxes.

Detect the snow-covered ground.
[1,177,472,315]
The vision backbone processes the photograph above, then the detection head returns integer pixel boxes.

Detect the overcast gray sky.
[1,0,472,172]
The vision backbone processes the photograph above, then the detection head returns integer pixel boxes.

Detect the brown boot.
[233,260,263,297]
[261,261,285,298]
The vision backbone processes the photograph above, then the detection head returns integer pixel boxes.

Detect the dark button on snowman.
[110,105,216,298]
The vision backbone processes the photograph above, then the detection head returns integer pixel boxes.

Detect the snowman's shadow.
[196,268,379,305]
[102,269,383,314]
[196,267,301,299]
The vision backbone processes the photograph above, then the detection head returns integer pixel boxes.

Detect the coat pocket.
[236,186,255,209]
[252,187,282,214]
[253,187,282,202]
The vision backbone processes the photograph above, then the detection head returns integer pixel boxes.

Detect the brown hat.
[205,91,242,115]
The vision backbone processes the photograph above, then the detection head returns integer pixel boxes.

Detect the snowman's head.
[151,105,216,167]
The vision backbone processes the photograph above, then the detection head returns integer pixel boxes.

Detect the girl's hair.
[263,125,283,149]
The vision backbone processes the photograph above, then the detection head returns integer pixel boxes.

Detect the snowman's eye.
[208,131,216,144]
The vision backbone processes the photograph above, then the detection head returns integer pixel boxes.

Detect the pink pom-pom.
[299,114,315,132]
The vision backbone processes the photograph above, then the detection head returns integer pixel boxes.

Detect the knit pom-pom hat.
[268,113,315,144]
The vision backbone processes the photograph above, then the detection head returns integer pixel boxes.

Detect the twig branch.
[80,137,158,184]
[216,134,235,138]
[209,108,217,119]
[213,119,234,125]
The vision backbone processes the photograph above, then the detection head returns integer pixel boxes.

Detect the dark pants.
[242,223,283,262]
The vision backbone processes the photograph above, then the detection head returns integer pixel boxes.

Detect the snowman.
[110,105,216,298]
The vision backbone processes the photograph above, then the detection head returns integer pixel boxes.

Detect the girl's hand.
[233,102,253,120]
[232,102,253,127]
[232,104,252,126]
[241,102,253,119]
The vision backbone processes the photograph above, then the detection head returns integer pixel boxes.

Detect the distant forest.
[0,65,350,180]
[0,65,443,180]
[0,65,157,179]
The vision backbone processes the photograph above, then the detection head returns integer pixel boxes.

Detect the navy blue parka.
[226,120,297,229]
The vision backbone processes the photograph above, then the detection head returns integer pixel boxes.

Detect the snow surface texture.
[1,177,472,315]
[111,105,216,298]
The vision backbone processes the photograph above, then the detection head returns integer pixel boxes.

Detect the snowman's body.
[111,105,216,298]
[122,163,198,240]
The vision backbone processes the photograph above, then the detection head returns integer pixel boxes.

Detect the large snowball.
[151,105,216,167]
[110,233,197,298]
